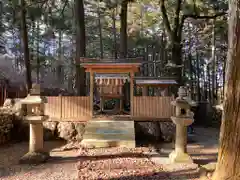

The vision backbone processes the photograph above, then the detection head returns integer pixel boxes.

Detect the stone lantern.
[169,86,194,163]
[19,84,49,164]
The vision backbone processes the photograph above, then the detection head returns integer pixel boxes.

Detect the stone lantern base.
[169,150,193,163]
[169,116,194,164]
[19,116,49,164]
[19,151,49,164]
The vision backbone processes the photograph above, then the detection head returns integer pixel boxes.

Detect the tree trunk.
[188,24,193,98]
[160,33,165,76]
[211,19,216,104]
[57,31,63,84]
[36,21,40,83]
[20,0,32,92]
[171,41,182,84]
[215,57,218,102]
[222,56,226,98]
[69,5,75,93]
[31,17,35,69]
[75,0,86,95]
[119,0,128,58]
[207,65,211,101]
[0,2,4,53]
[97,1,103,59]
[112,8,117,59]
[212,1,240,179]
[196,52,201,101]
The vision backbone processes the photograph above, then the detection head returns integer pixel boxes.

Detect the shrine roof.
[80,58,143,73]
[135,76,177,86]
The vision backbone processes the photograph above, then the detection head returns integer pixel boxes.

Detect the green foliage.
[0,0,228,100]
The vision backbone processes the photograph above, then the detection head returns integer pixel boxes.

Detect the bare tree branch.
[178,12,227,37]
[173,0,182,37]
[184,12,227,20]
[26,0,49,8]
[60,0,69,17]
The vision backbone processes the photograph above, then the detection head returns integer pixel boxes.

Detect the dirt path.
[0,141,80,180]
[0,127,219,180]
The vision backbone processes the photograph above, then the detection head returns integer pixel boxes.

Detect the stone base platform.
[19,151,49,164]
[81,120,135,148]
[169,150,193,163]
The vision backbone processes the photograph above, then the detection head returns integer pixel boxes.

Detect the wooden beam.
[136,84,173,88]
[89,71,94,117]
[130,72,134,116]
[45,116,172,122]
[133,117,171,122]
[84,68,138,73]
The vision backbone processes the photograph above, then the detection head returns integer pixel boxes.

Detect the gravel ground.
[0,127,219,180]
[0,141,79,180]
[77,147,168,180]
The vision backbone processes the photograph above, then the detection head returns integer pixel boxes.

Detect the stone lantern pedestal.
[19,84,49,164]
[169,86,194,163]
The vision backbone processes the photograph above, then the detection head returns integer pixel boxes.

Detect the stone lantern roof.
[21,84,47,104]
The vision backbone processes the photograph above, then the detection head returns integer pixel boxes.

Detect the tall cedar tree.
[212,0,240,179]
[75,0,86,95]
[20,0,32,92]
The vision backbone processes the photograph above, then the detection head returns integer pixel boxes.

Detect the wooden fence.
[45,96,92,121]
[131,96,175,120]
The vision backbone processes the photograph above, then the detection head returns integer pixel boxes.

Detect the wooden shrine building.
[45,58,176,122]
[81,58,140,117]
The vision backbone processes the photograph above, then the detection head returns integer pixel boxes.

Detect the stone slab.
[82,120,135,148]
[85,120,134,129]
[81,139,135,148]
[145,151,199,174]
[143,151,172,165]
[19,151,49,164]
[83,133,135,140]
[169,151,193,163]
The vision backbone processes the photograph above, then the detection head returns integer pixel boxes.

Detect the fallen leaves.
[77,147,168,180]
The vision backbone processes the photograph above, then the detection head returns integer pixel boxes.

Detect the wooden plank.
[90,71,94,117]
[133,117,171,122]
[85,68,139,73]
[46,116,171,122]
[45,96,174,122]
[132,96,174,119]
[45,96,61,119]
[45,96,92,121]
[46,117,91,122]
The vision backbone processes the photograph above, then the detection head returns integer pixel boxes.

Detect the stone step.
[84,126,135,134]
[83,132,135,140]
[85,120,134,129]
[81,139,135,148]
[82,120,135,148]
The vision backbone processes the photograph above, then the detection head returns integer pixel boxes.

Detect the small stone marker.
[169,86,194,163]
[19,84,49,164]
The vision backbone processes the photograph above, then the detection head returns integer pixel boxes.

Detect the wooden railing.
[131,96,174,120]
[44,96,174,121]
[45,96,91,121]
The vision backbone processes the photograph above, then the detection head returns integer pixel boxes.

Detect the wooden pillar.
[90,70,94,117]
[130,72,134,116]
[119,84,123,113]
[142,86,148,96]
